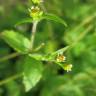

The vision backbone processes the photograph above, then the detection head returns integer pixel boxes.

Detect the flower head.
[28,6,43,20]
[56,53,66,62]
[63,64,73,72]
[31,0,43,4]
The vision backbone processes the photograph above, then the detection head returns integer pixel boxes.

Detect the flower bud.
[31,0,43,4]
[28,6,43,20]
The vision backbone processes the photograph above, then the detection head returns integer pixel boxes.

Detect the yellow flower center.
[56,54,66,62]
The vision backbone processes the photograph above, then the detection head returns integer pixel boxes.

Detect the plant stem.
[33,43,45,52]
[0,73,23,85]
[30,21,38,50]
[0,52,20,63]
[69,25,93,49]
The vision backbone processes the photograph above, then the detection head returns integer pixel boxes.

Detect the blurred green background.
[0,0,96,96]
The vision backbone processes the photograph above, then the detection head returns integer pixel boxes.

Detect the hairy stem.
[30,21,38,50]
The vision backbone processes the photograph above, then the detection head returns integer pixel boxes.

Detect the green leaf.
[5,81,22,96]
[23,55,43,92]
[51,46,69,56]
[42,13,67,27]
[15,13,67,27]
[2,30,30,53]
[15,18,33,26]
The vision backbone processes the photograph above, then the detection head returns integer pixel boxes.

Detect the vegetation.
[0,0,96,96]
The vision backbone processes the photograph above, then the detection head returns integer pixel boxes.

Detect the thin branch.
[70,12,96,33]
[33,43,45,52]
[0,73,23,86]
[69,25,93,49]
[64,13,96,51]
[0,52,20,63]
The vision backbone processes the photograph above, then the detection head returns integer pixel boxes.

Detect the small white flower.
[56,52,66,62]
[63,64,73,72]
